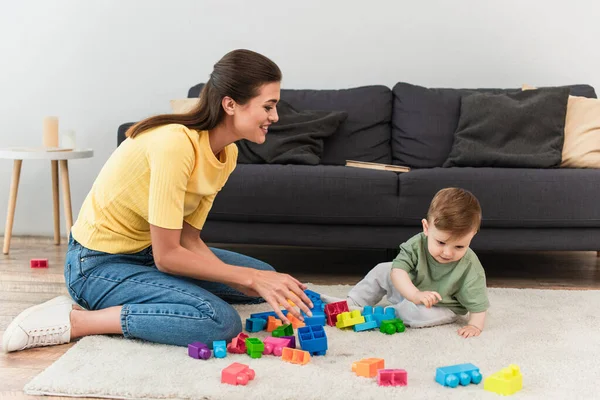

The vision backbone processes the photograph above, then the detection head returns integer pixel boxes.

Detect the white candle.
[43,116,59,148]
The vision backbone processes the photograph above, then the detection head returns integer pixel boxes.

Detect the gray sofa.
[117,82,600,252]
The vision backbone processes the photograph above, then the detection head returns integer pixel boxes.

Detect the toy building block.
[213,340,227,358]
[336,310,365,329]
[245,337,265,359]
[266,316,283,332]
[264,336,294,356]
[227,332,249,354]
[221,362,255,386]
[353,314,378,332]
[298,325,328,356]
[188,342,211,360]
[352,358,385,378]
[435,363,483,388]
[281,347,311,365]
[245,317,267,332]
[484,364,522,396]
[30,258,48,268]
[325,300,349,326]
[302,310,326,326]
[380,318,406,334]
[272,324,294,338]
[287,313,306,329]
[250,310,288,321]
[281,335,296,349]
[304,289,322,303]
[377,369,408,386]
[368,306,396,327]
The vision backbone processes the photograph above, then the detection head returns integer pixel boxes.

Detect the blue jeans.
[64,234,273,347]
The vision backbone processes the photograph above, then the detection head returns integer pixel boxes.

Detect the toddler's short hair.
[427,188,482,238]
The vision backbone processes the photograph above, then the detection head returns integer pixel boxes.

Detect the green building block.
[272,324,294,338]
[380,318,406,334]
[245,337,265,358]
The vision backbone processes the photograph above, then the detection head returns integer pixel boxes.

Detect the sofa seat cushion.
[398,168,600,228]
[208,165,402,225]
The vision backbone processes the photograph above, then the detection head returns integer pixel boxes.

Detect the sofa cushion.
[443,87,570,168]
[189,84,393,166]
[208,165,402,225]
[397,167,600,228]
[391,82,597,169]
[236,100,348,165]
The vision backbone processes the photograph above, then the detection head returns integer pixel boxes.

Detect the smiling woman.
[2,49,314,354]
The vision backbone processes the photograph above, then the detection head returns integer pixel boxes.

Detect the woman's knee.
[208,302,243,342]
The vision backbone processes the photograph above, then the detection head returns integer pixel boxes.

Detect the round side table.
[0,148,94,254]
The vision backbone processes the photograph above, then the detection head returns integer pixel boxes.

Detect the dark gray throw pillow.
[443,87,570,168]
[236,100,348,165]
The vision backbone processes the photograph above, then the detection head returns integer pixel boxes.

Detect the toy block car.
[352,358,385,378]
[188,342,211,359]
[30,258,48,268]
[336,310,365,329]
[298,325,328,356]
[484,364,522,395]
[435,363,483,388]
[378,369,408,386]
[226,332,249,354]
[281,347,311,365]
[213,340,227,358]
[221,362,255,386]
[325,301,349,326]
[272,323,293,338]
[245,337,265,359]
[263,336,294,356]
[245,317,267,332]
[380,318,406,334]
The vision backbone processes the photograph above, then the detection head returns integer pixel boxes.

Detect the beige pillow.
[522,84,600,168]
[170,99,199,114]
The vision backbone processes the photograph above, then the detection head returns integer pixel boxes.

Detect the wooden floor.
[1,236,599,399]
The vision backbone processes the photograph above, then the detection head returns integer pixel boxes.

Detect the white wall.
[1,0,599,235]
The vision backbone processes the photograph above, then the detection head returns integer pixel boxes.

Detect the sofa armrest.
[117,122,136,147]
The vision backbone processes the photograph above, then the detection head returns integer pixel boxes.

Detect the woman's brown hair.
[126,49,282,138]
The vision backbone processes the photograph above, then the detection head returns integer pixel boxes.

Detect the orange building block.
[266,316,283,332]
[287,313,306,329]
[352,358,385,378]
[281,347,311,365]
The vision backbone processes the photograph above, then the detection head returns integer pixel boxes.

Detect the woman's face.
[229,81,281,144]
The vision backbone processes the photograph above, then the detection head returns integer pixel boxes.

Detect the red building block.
[30,259,48,268]
[221,362,255,386]
[378,369,408,386]
[226,332,249,354]
[324,300,349,327]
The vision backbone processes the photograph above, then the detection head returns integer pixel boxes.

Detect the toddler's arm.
[457,311,486,338]
[390,269,441,308]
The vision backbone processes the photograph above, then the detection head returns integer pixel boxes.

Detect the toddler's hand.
[412,291,442,308]
[458,325,481,338]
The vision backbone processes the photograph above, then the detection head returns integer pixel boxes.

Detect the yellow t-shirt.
[71,124,238,254]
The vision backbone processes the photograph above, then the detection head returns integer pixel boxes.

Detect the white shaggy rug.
[24,285,600,400]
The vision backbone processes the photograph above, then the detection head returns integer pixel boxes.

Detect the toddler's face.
[422,219,476,264]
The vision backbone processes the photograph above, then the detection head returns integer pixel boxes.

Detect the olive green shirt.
[392,233,489,315]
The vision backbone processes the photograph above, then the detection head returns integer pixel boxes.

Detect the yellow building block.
[484,364,523,396]
[336,310,365,329]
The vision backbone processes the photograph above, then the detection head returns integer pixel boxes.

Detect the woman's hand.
[244,269,314,324]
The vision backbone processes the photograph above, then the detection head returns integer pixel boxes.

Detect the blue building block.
[304,289,322,303]
[302,309,326,326]
[245,318,267,332]
[298,325,328,356]
[353,314,379,332]
[213,340,227,358]
[249,310,289,321]
[435,363,483,388]
[370,306,396,327]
